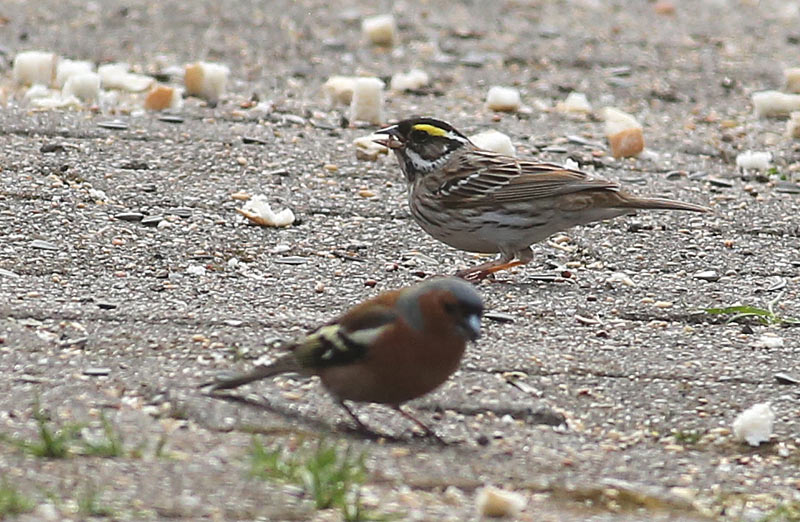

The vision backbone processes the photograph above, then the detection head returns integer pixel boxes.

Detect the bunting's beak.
[371,125,403,149]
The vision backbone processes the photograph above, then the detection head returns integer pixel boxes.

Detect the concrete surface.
[1,0,799,520]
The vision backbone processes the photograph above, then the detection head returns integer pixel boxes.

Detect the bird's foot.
[456,260,525,282]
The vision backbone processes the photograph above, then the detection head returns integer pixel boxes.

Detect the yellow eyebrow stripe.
[412,123,447,137]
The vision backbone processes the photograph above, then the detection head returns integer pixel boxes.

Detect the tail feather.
[620,195,710,213]
[200,354,301,392]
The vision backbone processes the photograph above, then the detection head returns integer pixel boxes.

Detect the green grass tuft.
[79,413,125,458]
[0,480,34,518]
[703,294,800,326]
[760,501,800,522]
[249,438,392,521]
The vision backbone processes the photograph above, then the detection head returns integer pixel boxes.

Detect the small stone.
[97,301,118,310]
[707,177,734,188]
[141,215,164,226]
[775,373,800,385]
[115,212,144,222]
[169,207,193,218]
[242,136,268,145]
[83,367,111,376]
[357,189,376,198]
[775,181,800,194]
[186,265,206,277]
[157,114,184,124]
[755,334,784,349]
[30,239,58,250]
[484,311,515,323]
[32,503,60,521]
[40,143,66,153]
[97,120,129,130]
[693,270,719,282]
[274,256,309,265]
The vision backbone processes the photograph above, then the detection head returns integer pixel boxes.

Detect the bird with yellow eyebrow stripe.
[373,117,710,281]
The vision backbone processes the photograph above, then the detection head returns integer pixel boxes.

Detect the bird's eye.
[410,129,431,143]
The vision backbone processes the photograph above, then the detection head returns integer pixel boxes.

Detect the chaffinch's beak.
[460,313,482,341]
[372,125,404,149]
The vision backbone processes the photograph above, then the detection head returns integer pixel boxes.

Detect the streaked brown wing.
[437,149,620,207]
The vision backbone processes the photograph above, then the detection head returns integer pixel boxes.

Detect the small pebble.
[141,215,164,226]
[158,114,185,124]
[755,334,784,349]
[169,207,193,218]
[115,212,144,222]
[484,312,515,323]
[693,270,719,282]
[274,257,309,265]
[83,367,111,376]
[707,177,733,188]
[775,373,800,385]
[31,239,58,250]
[242,136,268,145]
[97,120,129,130]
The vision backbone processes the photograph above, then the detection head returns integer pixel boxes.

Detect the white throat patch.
[405,147,452,174]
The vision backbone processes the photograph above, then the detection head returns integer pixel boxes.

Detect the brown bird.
[201,277,483,441]
[373,117,709,280]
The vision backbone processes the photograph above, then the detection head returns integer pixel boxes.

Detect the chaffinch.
[202,277,484,441]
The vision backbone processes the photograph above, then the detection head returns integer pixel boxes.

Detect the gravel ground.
[1,0,799,520]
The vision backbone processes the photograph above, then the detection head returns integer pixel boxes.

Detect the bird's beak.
[372,124,404,149]
[461,313,482,341]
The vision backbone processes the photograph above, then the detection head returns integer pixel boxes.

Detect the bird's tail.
[200,354,301,392]
[620,195,710,213]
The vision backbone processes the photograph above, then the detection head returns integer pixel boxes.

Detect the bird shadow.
[202,391,454,446]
